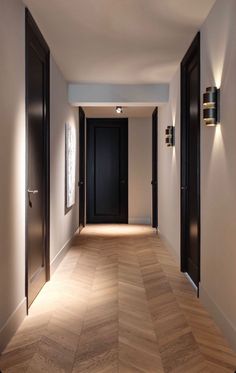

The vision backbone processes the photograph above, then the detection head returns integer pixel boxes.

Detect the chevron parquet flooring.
[0,225,236,372]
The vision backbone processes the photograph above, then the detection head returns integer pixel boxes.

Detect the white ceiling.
[84,106,155,118]
[23,0,215,84]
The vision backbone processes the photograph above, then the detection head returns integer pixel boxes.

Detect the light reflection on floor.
[83,224,155,237]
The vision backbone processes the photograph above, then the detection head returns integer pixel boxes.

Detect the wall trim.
[0,297,27,353]
[128,217,151,225]
[199,283,236,352]
[50,232,77,276]
[158,229,180,265]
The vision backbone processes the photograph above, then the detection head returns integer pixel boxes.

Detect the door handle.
[181,186,187,190]
[27,189,38,208]
[120,180,126,184]
[151,180,157,185]
[27,189,39,194]
[78,181,84,187]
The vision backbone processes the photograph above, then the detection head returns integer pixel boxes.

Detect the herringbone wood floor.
[1,225,236,372]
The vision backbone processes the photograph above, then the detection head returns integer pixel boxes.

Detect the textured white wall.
[0,2,80,349]
[158,70,180,260]
[50,57,79,264]
[158,0,236,350]
[129,118,152,225]
[200,0,236,350]
[0,0,26,337]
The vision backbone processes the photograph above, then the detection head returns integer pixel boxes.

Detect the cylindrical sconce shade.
[165,126,175,147]
[203,87,220,126]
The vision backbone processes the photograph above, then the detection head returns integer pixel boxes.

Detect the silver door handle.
[27,189,38,194]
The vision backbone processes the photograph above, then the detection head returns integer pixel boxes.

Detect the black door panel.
[152,108,158,228]
[87,119,128,223]
[181,33,200,287]
[79,107,85,229]
[26,10,50,307]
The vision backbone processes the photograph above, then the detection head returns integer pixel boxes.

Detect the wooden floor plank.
[0,224,235,372]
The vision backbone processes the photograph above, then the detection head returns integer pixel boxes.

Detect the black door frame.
[180,32,201,287]
[152,107,158,228]
[86,118,128,224]
[79,107,86,230]
[25,9,50,309]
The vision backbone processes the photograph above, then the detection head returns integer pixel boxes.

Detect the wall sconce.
[165,126,175,147]
[203,87,220,126]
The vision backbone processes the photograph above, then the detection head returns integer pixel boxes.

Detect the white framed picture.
[65,122,76,208]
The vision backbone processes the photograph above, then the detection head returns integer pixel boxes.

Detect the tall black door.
[87,118,128,223]
[152,108,158,228]
[26,10,50,307]
[79,107,85,229]
[181,33,200,287]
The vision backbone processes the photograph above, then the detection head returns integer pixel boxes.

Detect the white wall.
[158,0,236,350]
[0,0,26,350]
[158,70,180,260]
[50,58,79,268]
[200,0,236,350]
[129,118,152,225]
[0,1,80,351]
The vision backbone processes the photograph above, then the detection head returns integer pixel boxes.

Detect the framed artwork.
[65,123,76,208]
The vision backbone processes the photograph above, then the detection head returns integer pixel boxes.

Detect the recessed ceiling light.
[116,106,123,114]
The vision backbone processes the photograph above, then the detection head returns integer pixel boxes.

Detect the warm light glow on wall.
[214,124,223,148]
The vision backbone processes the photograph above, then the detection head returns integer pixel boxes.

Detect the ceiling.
[84,106,155,118]
[24,0,215,84]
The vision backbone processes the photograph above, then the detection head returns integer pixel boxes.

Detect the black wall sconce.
[203,86,220,126]
[165,126,175,147]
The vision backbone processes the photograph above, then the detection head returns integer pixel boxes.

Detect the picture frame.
[65,122,76,209]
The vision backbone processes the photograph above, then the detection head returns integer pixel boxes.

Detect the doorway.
[87,118,128,223]
[26,10,50,307]
[180,33,200,287]
[79,107,86,230]
[152,108,158,228]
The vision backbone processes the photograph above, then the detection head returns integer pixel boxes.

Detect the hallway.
[1,225,236,372]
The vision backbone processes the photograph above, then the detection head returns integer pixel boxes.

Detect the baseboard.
[50,234,76,276]
[128,217,151,225]
[199,283,236,352]
[157,229,180,265]
[0,297,27,353]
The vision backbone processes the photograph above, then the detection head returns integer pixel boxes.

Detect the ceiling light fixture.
[116,106,123,114]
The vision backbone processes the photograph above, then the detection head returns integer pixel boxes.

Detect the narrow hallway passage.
[1,225,236,372]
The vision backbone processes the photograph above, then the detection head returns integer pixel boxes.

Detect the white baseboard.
[0,297,27,353]
[199,283,236,352]
[128,217,151,225]
[50,234,76,276]
[157,229,180,265]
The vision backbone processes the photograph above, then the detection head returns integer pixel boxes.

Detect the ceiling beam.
[68,83,169,107]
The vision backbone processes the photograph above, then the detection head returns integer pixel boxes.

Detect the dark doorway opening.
[181,32,201,288]
[25,10,50,308]
[152,107,158,229]
[79,107,86,230]
[87,118,128,224]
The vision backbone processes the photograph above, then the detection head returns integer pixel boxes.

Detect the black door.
[79,107,85,229]
[152,108,158,228]
[26,10,50,307]
[181,33,200,287]
[87,118,128,223]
